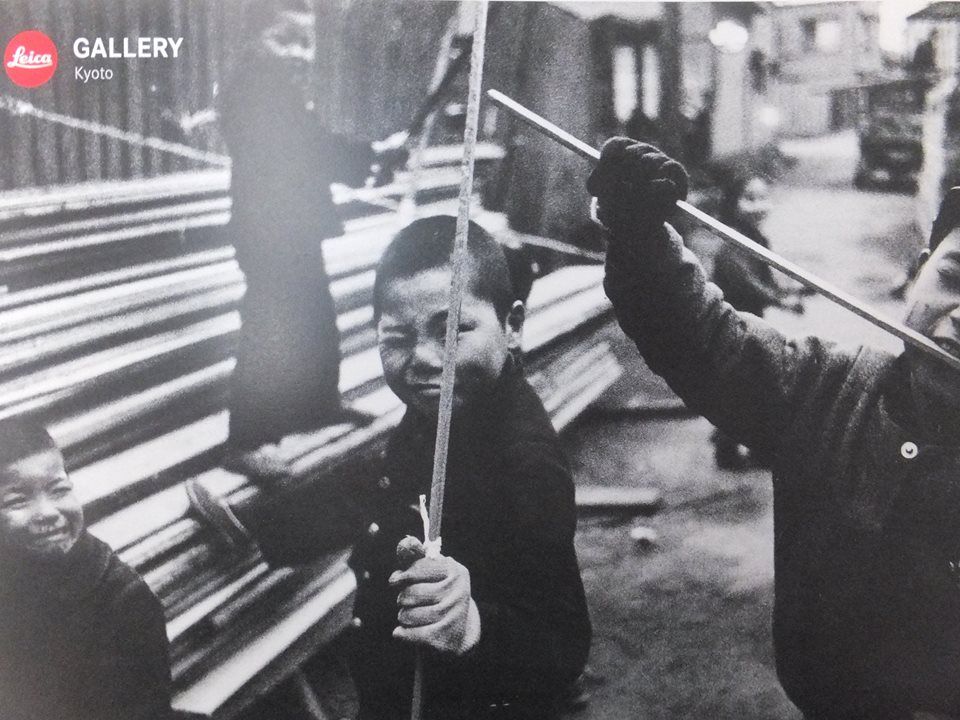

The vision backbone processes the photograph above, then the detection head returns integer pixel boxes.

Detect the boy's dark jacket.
[0,530,172,720]
[605,224,960,720]
[712,220,786,316]
[349,367,591,720]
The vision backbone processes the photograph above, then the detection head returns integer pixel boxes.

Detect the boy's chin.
[406,392,469,420]
[21,530,81,560]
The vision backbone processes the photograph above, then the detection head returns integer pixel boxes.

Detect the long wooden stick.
[486,88,960,375]
[410,5,490,720]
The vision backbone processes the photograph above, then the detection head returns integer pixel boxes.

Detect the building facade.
[770,1,883,137]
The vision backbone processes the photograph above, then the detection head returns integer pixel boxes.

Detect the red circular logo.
[4,30,58,88]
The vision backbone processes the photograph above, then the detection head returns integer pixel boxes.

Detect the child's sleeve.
[714,245,788,310]
[102,575,174,720]
[604,222,845,460]
[454,443,591,698]
[313,127,377,187]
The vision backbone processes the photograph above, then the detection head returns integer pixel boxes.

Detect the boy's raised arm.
[589,139,842,459]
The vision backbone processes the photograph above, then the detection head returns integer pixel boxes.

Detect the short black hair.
[930,186,960,253]
[0,417,60,473]
[372,215,516,322]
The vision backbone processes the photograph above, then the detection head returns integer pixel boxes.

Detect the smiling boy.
[588,138,960,719]
[0,419,173,720]
[347,215,591,720]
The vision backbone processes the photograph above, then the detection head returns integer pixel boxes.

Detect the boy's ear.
[915,248,932,275]
[505,301,525,350]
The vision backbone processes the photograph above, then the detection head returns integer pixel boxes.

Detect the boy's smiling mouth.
[30,524,72,545]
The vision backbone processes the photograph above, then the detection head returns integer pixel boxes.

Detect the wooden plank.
[52,0,81,184]
[575,485,664,514]
[0,261,238,339]
[98,0,125,180]
[121,0,145,177]
[0,314,238,415]
[0,204,231,263]
[29,2,61,187]
[171,566,356,717]
[549,355,622,432]
[71,410,229,507]
[0,168,230,217]
[167,563,271,643]
[0,248,234,310]
[5,2,37,189]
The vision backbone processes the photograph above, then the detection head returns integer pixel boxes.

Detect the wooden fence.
[0,0,235,190]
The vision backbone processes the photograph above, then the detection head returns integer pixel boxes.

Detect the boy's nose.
[410,340,443,370]
[31,498,62,526]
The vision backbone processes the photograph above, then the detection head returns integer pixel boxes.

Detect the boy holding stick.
[588,138,960,720]
[188,215,591,719]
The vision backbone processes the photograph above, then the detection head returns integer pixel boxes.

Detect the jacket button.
[362,570,371,581]
[900,441,919,460]
[378,476,391,490]
[351,616,363,629]
[367,522,380,536]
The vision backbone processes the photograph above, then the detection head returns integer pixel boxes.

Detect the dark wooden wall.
[0,0,235,190]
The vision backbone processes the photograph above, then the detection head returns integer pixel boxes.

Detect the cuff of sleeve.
[457,599,482,656]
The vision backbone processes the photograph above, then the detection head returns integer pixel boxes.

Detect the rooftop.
[908,2,960,22]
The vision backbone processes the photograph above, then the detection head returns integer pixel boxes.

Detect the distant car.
[854,77,929,191]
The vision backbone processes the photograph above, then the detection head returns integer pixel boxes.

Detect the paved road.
[566,132,920,720]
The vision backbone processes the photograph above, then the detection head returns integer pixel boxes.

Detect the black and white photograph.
[1,1,960,718]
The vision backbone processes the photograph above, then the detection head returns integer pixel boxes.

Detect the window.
[641,45,660,119]
[801,17,841,54]
[612,45,638,124]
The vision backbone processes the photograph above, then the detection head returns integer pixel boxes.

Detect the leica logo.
[6,46,54,69]
[4,30,58,88]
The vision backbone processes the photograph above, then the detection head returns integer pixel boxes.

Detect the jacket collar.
[0,531,111,604]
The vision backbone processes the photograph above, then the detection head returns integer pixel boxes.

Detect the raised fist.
[586,138,688,235]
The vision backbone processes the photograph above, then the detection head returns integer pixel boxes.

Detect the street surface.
[566,130,919,720]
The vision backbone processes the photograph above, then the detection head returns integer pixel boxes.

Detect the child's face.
[735,177,771,227]
[903,228,960,410]
[0,448,83,558]
[377,265,522,418]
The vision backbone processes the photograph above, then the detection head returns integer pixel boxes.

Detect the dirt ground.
[567,412,798,720]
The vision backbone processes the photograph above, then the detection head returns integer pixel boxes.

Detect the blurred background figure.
[219,0,407,480]
[710,169,804,470]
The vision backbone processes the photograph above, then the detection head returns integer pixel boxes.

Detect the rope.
[0,95,231,168]
[411,4,489,719]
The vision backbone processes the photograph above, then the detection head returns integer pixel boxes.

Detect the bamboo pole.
[486,88,960,375]
[410,5,490,720]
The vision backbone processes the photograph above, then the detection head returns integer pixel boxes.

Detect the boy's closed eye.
[1,493,29,510]
[48,479,73,498]
[379,322,413,343]
[937,256,960,283]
